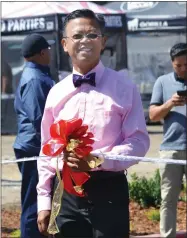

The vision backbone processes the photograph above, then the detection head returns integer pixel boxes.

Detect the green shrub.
[10,229,21,238]
[179,195,186,202]
[179,182,186,202]
[128,169,161,208]
[183,182,186,191]
[146,209,160,222]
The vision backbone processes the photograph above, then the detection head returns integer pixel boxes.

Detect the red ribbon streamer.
[42,118,94,196]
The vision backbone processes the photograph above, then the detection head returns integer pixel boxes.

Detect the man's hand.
[37,210,51,236]
[64,152,92,172]
[150,92,187,122]
[170,93,186,107]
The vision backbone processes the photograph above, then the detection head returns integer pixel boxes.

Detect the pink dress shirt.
[37,61,150,212]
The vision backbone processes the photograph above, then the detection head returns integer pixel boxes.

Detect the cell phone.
[177,90,187,97]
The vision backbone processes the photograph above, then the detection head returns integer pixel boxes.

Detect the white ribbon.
[1,153,186,165]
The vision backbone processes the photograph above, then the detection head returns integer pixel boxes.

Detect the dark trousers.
[14,149,45,238]
[52,171,129,238]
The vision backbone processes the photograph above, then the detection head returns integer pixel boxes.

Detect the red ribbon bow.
[42,118,94,196]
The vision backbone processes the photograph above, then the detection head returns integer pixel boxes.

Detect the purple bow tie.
[73,73,96,87]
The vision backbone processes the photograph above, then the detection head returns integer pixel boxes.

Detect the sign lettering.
[1,17,46,32]
[139,20,168,28]
[62,16,123,28]
[127,2,155,10]
[127,18,169,31]
[103,16,122,27]
[121,1,158,12]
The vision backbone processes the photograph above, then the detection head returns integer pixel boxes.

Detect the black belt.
[88,170,124,180]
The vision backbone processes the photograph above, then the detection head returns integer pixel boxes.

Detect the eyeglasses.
[63,33,103,42]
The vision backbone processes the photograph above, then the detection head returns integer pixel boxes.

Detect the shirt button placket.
[79,87,87,120]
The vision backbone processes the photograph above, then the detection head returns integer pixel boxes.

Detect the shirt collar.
[174,72,186,83]
[25,62,50,74]
[72,61,105,85]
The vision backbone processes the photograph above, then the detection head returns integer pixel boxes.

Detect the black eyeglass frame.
[63,33,104,41]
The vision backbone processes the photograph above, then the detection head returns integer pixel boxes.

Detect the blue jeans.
[14,149,45,238]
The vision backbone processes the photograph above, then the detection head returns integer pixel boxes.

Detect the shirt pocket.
[92,109,122,141]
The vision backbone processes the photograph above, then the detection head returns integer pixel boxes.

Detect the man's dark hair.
[170,43,187,61]
[62,9,105,36]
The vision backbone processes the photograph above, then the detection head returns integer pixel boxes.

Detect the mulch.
[1,201,186,237]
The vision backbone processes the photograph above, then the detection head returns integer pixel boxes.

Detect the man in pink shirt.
[37,9,150,238]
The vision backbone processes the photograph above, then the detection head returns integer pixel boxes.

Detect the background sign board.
[123,2,158,12]
[1,14,125,35]
[103,15,123,28]
[1,15,56,33]
[61,14,124,29]
[127,17,186,31]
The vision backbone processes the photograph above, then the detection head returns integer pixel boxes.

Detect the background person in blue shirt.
[149,43,187,238]
[13,33,55,238]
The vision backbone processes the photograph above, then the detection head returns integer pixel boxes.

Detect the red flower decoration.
[42,118,94,196]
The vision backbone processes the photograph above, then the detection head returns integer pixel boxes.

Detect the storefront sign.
[62,15,123,29]
[127,17,185,31]
[1,17,55,33]
[103,15,123,28]
[121,2,158,12]
[139,20,168,28]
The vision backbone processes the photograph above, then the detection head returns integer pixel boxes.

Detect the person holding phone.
[149,43,187,238]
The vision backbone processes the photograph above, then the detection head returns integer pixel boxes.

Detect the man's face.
[172,54,187,79]
[39,48,51,65]
[61,17,106,66]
